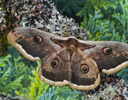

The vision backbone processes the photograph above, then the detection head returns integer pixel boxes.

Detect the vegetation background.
[0,0,128,99]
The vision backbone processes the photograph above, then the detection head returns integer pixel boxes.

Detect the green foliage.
[52,0,85,14]
[79,0,128,41]
[51,0,85,22]
[0,47,37,98]
[0,54,23,97]
[16,67,44,100]
[117,68,128,81]
[81,9,128,42]
[77,0,118,17]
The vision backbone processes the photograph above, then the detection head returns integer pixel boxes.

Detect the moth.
[7,27,128,90]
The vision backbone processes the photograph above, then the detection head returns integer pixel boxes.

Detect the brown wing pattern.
[8,27,128,90]
[81,41,128,74]
[7,27,66,61]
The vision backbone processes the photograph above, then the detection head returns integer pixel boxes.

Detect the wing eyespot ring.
[80,64,89,74]
[102,47,112,55]
[51,58,59,68]
[33,35,43,43]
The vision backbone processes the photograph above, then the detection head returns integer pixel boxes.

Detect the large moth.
[7,27,128,90]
